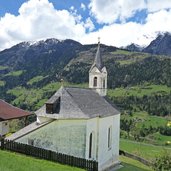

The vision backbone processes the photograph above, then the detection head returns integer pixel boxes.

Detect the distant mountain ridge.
[123,43,144,52]
[0,36,170,104]
[143,32,171,55]
[122,32,171,56]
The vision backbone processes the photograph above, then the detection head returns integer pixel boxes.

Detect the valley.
[0,35,171,170]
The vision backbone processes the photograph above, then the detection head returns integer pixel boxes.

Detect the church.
[7,40,120,171]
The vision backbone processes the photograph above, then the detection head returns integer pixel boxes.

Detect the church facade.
[8,40,120,171]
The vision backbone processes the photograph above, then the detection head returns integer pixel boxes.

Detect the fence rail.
[0,138,98,171]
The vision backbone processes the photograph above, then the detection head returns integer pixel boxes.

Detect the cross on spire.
[98,37,100,44]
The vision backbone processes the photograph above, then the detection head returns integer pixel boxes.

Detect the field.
[0,150,83,171]
[0,149,153,171]
[120,139,171,161]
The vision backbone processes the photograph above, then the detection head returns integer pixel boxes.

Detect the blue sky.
[0,0,171,50]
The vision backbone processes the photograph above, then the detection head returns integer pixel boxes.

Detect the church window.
[93,77,97,87]
[89,132,93,158]
[108,126,112,149]
[103,79,105,88]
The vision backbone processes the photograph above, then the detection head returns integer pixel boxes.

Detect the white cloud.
[1,0,171,50]
[89,0,171,24]
[82,9,171,47]
[70,6,75,11]
[0,0,86,50]
[89,0,146,24]
[147,0,171,12]
[81,3,86,11]
[84,17,95,32]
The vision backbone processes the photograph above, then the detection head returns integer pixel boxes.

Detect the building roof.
[36,87,120,119]
[6,120,53,141]
[0,100,31,120]
[89,41,104,72]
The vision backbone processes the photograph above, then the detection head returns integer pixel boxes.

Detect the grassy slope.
[119,156,152,171]
[5,70,24,77]
[0,150,153,171]
[0,81,5,87]
[0,65,8,70]
[107,84,171,97]
[120,139,171,161]
[27,76,46,85]
[0,150,83,171]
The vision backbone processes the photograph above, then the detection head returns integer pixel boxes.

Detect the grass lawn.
[120,139,171,161]
[119,156,152,171]
[0,150,84,171]
[0,149,154,171]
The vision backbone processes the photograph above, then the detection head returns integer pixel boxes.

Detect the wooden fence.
[0,139,98,171]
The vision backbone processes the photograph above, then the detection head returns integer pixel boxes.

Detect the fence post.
[0,137,4,150]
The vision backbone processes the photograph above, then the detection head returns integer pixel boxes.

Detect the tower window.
[93,77,97,87]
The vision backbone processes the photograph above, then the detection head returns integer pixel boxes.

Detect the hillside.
[0,38,170,104]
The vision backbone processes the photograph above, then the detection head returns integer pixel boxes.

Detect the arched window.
[108,126,112,149]
[103,79,105,88]
[93,77,97,87]
[89,133,93,158]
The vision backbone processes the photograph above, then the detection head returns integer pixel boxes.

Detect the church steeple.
[91,37,103,71]
[89,38,107,96]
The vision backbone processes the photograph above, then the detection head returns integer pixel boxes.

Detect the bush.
[153,152,171,171]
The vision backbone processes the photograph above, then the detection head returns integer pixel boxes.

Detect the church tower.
[89,38,107,96]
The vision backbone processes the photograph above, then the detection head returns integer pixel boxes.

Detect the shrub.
[153,152,171,171]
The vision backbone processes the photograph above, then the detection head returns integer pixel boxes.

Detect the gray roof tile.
[36,87,120,119]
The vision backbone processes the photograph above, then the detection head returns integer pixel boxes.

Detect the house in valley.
[0,99,31,137]
[7,40,120,171]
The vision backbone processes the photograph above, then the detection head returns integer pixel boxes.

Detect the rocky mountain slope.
[143,32,171,55]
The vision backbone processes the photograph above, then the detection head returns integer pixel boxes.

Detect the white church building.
[8,40,120,171]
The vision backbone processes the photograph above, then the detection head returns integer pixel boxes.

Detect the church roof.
[0,99,31,120]
[89,42,104,72]
[36,87,120,119]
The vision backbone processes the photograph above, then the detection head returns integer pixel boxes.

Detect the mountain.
[143,32,171,56]
[0,38,170,107]
[124,43,143,52]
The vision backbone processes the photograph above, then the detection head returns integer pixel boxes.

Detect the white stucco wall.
[85,117,98,160]
[98,114,120,170]
[85,115,120,171]
[0,121,9,136]
[16,119,87,158]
